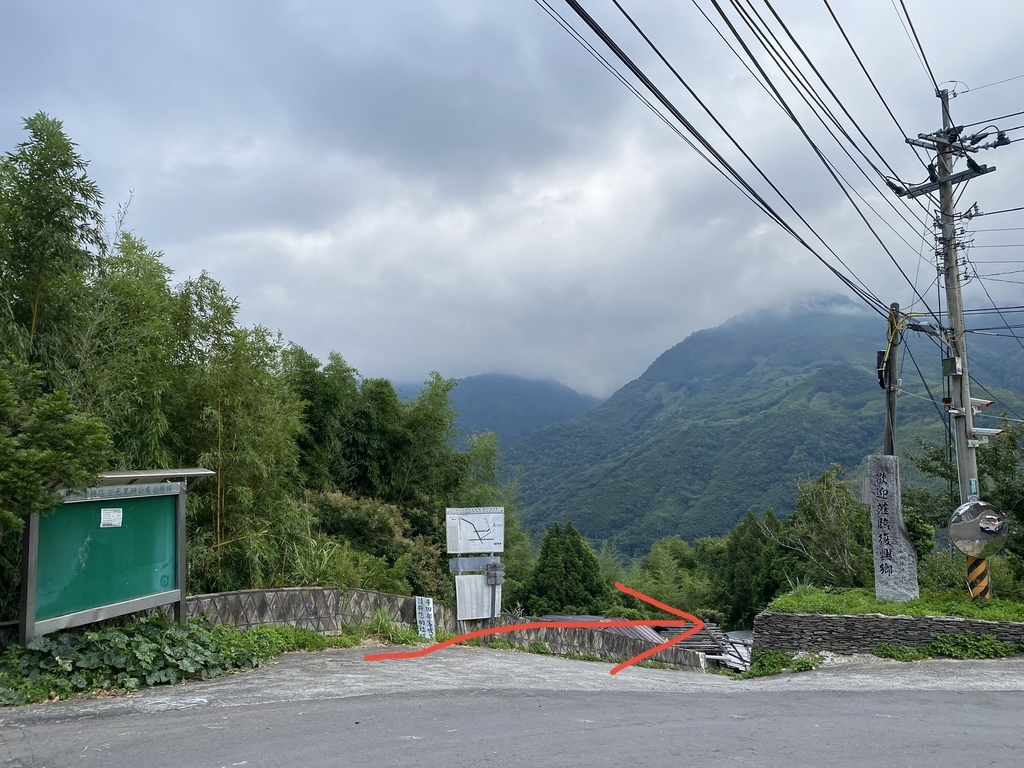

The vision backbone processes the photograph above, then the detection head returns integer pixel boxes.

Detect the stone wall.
[499,623,706,672]
[754,610,1024,653]
[185,587,456,635]
[185,588,344,633]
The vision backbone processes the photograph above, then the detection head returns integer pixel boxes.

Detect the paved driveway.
[3,646,1024,767]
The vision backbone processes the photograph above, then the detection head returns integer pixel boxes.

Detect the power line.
[971,205,1024,218]
[964,74,1024,93]
[532,0,791,214]
[824,0,930,173]
[560,0,887,314]
[894,0,939,93]
[697,0,938,318]
[962,110,1024,128]
[742,0,935,236]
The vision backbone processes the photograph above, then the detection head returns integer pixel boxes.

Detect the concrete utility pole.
[882,302,900,457]
[898,88,1000,598]
[936,91,981,510]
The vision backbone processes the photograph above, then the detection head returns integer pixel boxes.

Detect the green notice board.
[35,492,177,621]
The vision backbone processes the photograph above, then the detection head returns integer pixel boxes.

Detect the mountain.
[450,373,601,450]
[507,296,1024,554]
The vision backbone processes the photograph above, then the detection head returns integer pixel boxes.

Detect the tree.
[0,361,112,620]
[910,422,1024,569]
[520,522,611,616]
[0,113,104,369]
[166,273,304,593]
[720,510,787,629]
[53,233,176,468]
[763,465,872,588]
[0,361,112,542]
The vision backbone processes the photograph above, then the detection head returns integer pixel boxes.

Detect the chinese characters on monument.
[867,455,919,601]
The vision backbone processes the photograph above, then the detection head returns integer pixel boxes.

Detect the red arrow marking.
[363,582,704,675]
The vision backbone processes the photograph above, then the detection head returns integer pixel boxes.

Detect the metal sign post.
[447,507,505,625]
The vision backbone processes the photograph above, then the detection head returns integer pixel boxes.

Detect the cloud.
[2,0,1023,398]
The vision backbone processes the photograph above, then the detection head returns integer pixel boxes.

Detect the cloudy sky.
[3,1,1023,397]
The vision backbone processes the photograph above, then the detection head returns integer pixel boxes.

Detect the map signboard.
[445,507,504,554]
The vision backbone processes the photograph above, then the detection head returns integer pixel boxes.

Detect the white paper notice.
[100,508,123,528]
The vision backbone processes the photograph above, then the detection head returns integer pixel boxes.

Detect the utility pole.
[936,89,980,510]
[896,88,1001,598]
[882,302,900,456]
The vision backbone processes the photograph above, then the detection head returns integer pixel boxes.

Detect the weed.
[367,609,420,645]
[873,632,1019,662]
[789,653,822,672]
[528,641,550,655]
[925,632,1017,660]
[872,642,925,662]
[0,617,381,706]
[741,648,791,678]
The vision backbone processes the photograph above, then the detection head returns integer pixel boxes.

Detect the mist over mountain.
[503,296,1024,554]
[449,373,601,449]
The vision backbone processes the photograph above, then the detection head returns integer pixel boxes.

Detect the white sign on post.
[415,596,436,639]
[445,507,504,554]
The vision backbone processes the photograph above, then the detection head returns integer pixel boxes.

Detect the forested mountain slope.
[508,297,1024,554]
[450,373,600,449]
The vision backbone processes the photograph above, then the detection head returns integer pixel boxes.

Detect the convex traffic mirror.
[949,500,1008,558]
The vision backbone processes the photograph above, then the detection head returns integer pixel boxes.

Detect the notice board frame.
[19,469,213,644]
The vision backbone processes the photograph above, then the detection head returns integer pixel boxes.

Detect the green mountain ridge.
[506,297,1024,554]
[449,373,601,449]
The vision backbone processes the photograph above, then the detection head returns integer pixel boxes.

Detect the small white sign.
[415,596,436,639]
[100,508,123,528]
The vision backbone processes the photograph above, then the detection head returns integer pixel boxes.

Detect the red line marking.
[363,582,704,675]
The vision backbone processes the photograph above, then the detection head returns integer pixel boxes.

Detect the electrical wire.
[964,74,1024,94]
[740,0,935,239]
[893,0,940,93]
[696,0,938,318]
[533,0,764,210]
[962,110,1024,128]
[887,0,934,94]
[561,0,888,314]
[823,0,930,174]
[970,205,1024,218]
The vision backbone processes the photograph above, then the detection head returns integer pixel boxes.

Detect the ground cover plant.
[768,587,1024,622]
[0,615,421,707]
[873,632,1022,662]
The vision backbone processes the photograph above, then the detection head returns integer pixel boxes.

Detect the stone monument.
[866,455,919,601]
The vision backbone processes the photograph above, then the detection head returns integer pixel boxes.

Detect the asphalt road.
[3,646,1024,768]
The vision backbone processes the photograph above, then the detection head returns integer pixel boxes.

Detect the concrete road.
[3,646,1024,767]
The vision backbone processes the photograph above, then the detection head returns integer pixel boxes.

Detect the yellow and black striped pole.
[967,556,991,600]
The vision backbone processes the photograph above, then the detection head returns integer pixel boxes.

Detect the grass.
[768,587,1024,622]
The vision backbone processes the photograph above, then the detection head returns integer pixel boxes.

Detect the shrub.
[872,642,925,662]
[925,632,1018,660]
[0,617,357,706]
[790,653,822,672]
[742,648,790,678]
